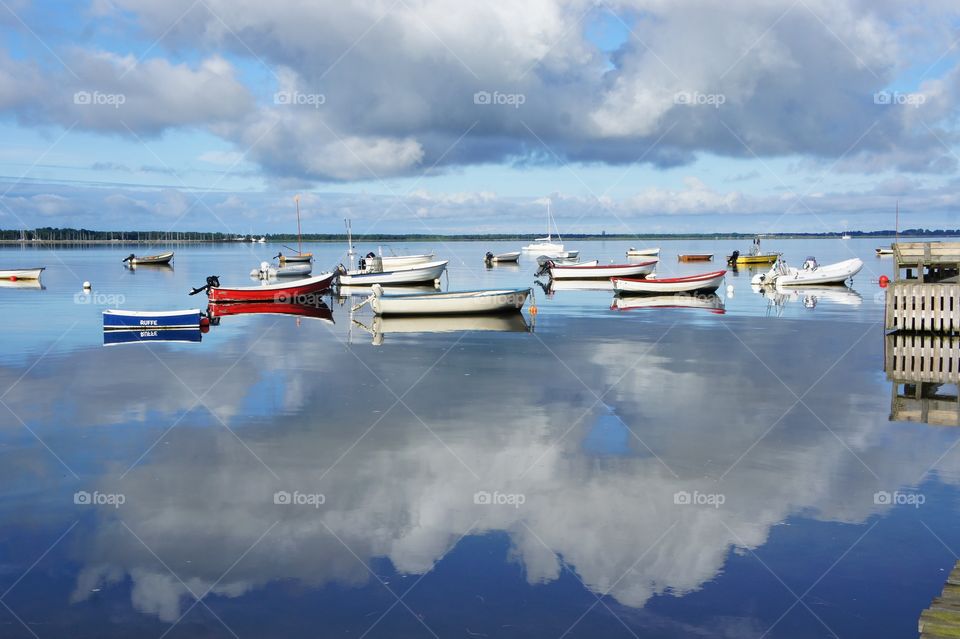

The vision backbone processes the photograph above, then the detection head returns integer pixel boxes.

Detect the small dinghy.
[678,253,713,262]
[123,251,174,265]
[612,270,726,295]
[752,257,863,287]
[0,267,44,280]
[190,272,336,303]
[367,284,530,316]
[251,261,312,279]
[103,309,202,330]
[875,247,894,256]
[626,247,660,257]
[547,260,657,280]
[485,251,521,264]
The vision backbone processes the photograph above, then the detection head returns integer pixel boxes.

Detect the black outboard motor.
[485,251,494,264]
[728,250,739,266]
[189,275,221,296]
[122,253,135,263]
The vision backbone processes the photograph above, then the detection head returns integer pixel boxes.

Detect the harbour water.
[0,238,956,638]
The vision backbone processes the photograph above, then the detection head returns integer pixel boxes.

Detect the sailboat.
[277,196,313,263]
[521,200,565,254]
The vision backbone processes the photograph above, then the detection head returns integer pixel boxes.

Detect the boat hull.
[522,242,564,254]
[0,267,44,280]
[489,251,520,263]
[678,254,713,262]
[279,253,313,263]
[129,252,174,265]
[208,272,335,303]
[380,253,435,268]
[371,287,530,316]
[626,247,660,257]
[770,258,864,286]
[549,261,657,280]
[338,260,448,285]
[103,309,201,330]
[613,270,726,295]
[730,253,777,265]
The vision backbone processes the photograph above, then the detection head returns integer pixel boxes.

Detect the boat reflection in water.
[536,278,613,297]
[336,283,439,300]
[753,283,862,314]
[611,292,725,314]
[353,313,530,345]
[886,332,960,426]
[207,300,334,325]
[103,328,202,346]
[0,278,45,290]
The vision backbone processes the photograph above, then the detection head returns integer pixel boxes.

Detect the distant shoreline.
[0,230,956,245]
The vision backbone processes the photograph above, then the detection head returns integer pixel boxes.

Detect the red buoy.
[879,275,889,288]
[9,276,16,281]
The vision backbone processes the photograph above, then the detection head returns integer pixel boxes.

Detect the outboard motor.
[728,250,739,266]
[189,275,221,296]
[484,251,494,264]
[122,253,135,263]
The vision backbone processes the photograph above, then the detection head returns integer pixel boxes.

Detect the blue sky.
[0,1,959,234]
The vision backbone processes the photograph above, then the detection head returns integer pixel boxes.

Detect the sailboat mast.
[345,218,355,261]
[546,200,551,242]
[294,195,303,255]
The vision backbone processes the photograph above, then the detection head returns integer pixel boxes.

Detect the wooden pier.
[885,243,960,332]
[920,560,960,637]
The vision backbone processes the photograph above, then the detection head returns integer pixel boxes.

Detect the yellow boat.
[728,252,777,266]
[727,236,778,266]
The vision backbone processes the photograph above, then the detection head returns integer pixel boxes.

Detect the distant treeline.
[1,227,959,242]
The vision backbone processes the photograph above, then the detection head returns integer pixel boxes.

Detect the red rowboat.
[194,272,335,303]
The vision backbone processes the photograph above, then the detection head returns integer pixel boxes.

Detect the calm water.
[0,238,956,638]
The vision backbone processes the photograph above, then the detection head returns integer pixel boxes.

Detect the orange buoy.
[530,306,538,315]
[879,275,889,288]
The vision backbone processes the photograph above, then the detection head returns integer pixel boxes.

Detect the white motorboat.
[368,284,530,315]
[379,252,435,268]
[626,247,661,257]
[548,260,657,280]
[0,267,44,280]
[751,257,863,287]
[612,270,726,295]
[876,247,894,256]
[485,251,521,263]
[611,293,725,313]
[251,261,312,279]
[337,258,448,286]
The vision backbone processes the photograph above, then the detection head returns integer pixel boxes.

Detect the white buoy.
[726,284,734,294]
[83,281,91,290]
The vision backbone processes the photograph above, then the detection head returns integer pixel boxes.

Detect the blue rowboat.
[103,309,201,330]
[103,328,202,345]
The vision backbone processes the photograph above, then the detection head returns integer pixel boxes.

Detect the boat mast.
[345,218,355,261]
[545,200,551,242]
[294,195,303,255]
